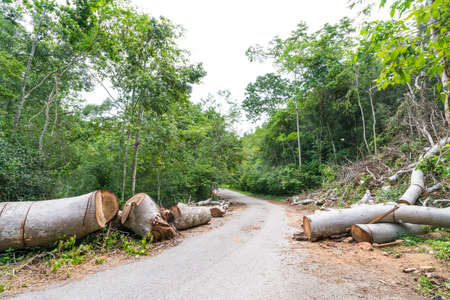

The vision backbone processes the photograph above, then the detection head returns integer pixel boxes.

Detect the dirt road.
[13,189,421,300]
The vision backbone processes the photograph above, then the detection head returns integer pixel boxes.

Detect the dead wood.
[425,183,443,194]
[373,239,404,248]
[170,203,211,230]
[398,169,424,205]
[352,223,427,244]
[210,206,226,217]
[303,204,450,241]
[0,190,118,251]
[121,193,176,241]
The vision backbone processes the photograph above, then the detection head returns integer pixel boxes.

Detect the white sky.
[84,0,386,134]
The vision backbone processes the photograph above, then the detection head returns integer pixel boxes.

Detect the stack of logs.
[0,191,231,251]
[297,137,450,244]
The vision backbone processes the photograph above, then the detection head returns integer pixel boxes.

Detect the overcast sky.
[85,0,386,133]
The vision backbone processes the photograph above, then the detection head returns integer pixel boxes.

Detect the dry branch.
[425,183,443,193]
[0,190,118,251]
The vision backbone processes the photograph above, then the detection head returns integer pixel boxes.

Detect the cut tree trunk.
[0,190,118,251]
[352,223,427,243]
[398,169,424,205]
[170,203,211,230]
[195,198,222,206]
[303,204,450,241]
[121,193,176,241]
[210,206,226,217]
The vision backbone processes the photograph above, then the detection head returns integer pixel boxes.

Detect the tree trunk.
[352,223,427,244]
[131,109,143,195]
[368,86,377,155]
[38,76,59,156]
[14,6,46,131]
[157,167,161,205]
[295,101,302,166]
[0,190,118,251]
[121,193,176,241]
[210,206,226,217]
[354,72,371,154]
[303,204,450,241]
[398,169,424,205]
[121,130,131,202]
[170,203,211,230]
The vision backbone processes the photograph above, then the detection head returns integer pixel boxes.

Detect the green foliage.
[362,0,449,101]
[416,275,449,297]
[400,231,450,261]
[0,138,54,201]
[238,161,322,195]
[417,145,450,179]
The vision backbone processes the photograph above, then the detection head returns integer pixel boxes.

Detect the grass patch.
[416,275,449,297]
[400,231,450,261]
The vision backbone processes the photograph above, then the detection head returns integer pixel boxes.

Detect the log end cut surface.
[303,216,312,240]
[351,224,372,243]
[95,190,119,227]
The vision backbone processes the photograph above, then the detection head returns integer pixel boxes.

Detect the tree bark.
[0,190,118,251]
[352,223,427,243]
[170,203,211,230]
[38,75,59,156]
[354,72,371,154]
[398,169,424,205]
[368,85,377,155]
[303,204,450,241]
[131,109,143,195]
[121,193,176,241]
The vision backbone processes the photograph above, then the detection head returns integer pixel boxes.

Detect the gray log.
[398,169,424,205]
[0,190,118,251]
[352,223,427,243]
[303,204,450,241]
[171,203,211,230]
[121,193,176,241]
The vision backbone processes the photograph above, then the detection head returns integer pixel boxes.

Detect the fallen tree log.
[170,203,211,230]
[398,169,424,205]
[303,204,450,241]
[292,199,314,206]
[0,190,118,251]
[121,193,176,241]
[210,206,226,217]
[195,198,223,206]
[352,223,427,243]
